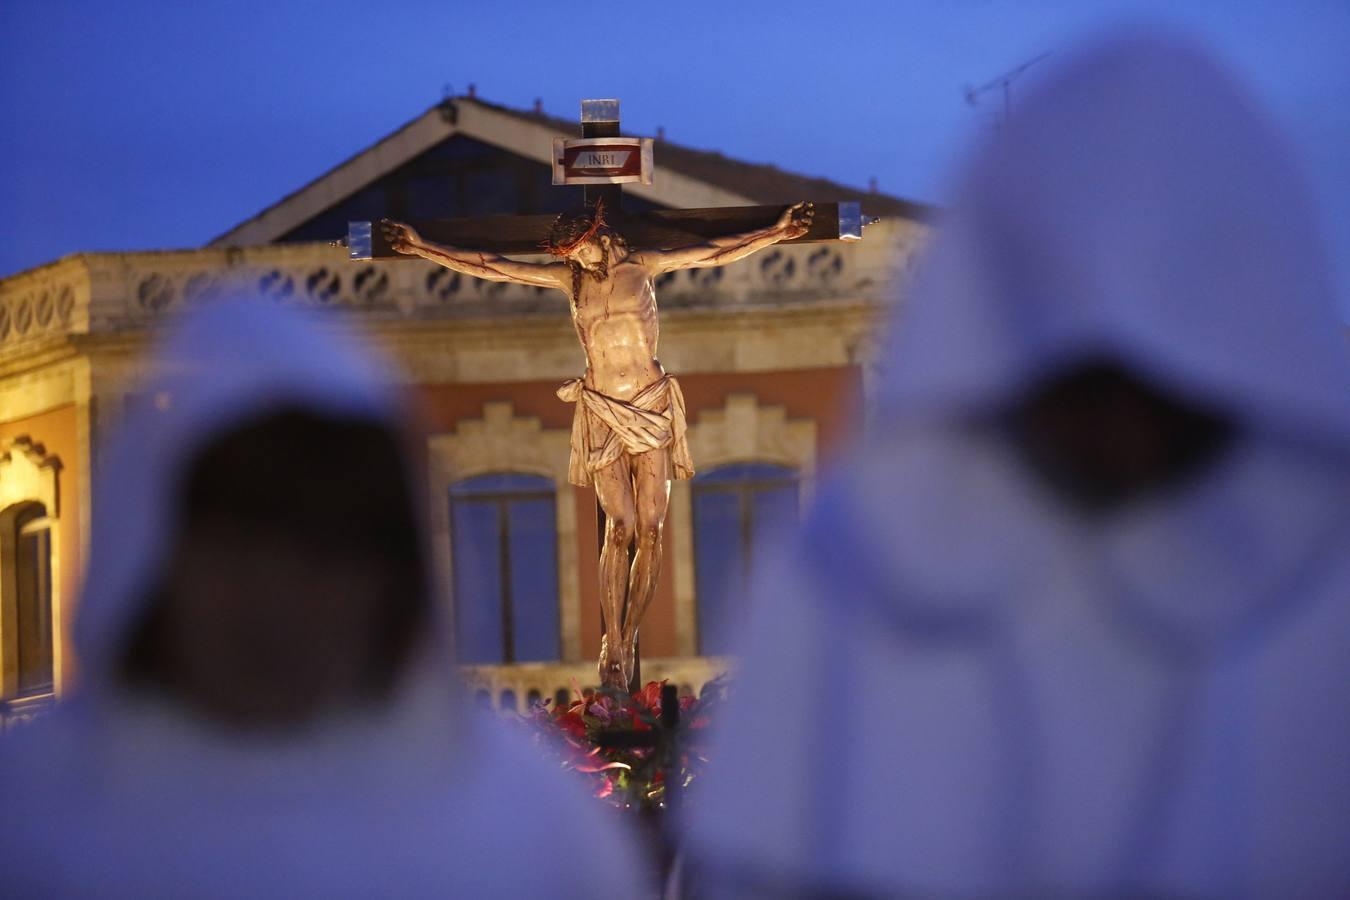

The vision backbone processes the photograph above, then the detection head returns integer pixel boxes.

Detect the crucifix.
[348,99,873,692]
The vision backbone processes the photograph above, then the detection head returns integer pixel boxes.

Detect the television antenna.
[963,51,1051,125]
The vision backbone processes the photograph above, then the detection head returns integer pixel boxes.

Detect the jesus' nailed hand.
[380,201,813,689]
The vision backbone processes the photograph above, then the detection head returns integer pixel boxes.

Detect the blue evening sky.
[3,1,1348,317]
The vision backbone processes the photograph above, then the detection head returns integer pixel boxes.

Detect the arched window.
[450,473,560,664]
[2,502,54,699]
[692,462,799,655]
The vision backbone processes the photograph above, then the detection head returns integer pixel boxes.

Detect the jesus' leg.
[619,448,671,685]
[592,457,637,689]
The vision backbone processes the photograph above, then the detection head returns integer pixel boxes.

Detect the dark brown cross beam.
[346,98,873,260]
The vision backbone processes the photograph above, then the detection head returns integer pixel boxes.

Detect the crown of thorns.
[543,199,608,256]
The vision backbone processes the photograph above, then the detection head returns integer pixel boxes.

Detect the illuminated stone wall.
[0,213,928,696]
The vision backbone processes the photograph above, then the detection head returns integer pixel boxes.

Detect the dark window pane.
[508,496,560,662]
[696,461,796,484]
[14,506,53,697]
[451,499,504,664]
[693,463,799,656]
[451,472,550,496]
[751,483,799,549]
[449,473,560,667]
[692,489,744,656]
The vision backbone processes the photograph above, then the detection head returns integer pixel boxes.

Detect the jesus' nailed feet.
[598,635,626,690]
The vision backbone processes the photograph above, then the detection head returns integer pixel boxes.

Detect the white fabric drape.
[684,31,1350,899]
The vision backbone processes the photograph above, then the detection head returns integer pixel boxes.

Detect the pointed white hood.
[686,31,1350,899]
[0,298,649,898]
[880,30,1350,445]
[76,297,410,684]
[858,28,1350,644]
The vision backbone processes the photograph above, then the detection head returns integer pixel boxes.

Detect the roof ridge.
[214,93,935,245]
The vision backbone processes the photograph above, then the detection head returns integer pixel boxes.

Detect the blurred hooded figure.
[683,32,1350,899]
[0,299,647,898]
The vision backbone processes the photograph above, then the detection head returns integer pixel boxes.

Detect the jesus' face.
[567,236,608,270]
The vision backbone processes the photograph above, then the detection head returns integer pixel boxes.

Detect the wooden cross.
[346,99,873,692]
[346,98,873,260]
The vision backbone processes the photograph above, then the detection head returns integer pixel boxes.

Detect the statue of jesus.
[382,201,814,688]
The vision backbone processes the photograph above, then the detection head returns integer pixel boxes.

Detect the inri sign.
[552,137,655,185]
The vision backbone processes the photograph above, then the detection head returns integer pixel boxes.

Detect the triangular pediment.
[211,97,931,248]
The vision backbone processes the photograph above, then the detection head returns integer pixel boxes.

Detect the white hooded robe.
[0,299,648,898]
[684,32,1350,899]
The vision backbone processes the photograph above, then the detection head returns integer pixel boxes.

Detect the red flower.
[635,680,665,713]
[514,674,731,811]
[555,711,587,740]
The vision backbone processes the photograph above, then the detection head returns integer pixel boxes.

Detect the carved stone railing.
[459,655,734,713]
[0,259,88,349]
[0,692,54,733]
[0,218,923,358]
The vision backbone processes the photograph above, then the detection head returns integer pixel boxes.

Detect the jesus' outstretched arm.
[380,220,569,289]
[638,201,815,273]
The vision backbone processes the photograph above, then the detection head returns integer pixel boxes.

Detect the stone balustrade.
[0,660,735,726]
[0,219,920,359]
[459,656,734,713]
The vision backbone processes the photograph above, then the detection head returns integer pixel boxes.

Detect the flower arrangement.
[520,676,730,810]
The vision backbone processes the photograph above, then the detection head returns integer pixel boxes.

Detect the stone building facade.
[0,96,930,721]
